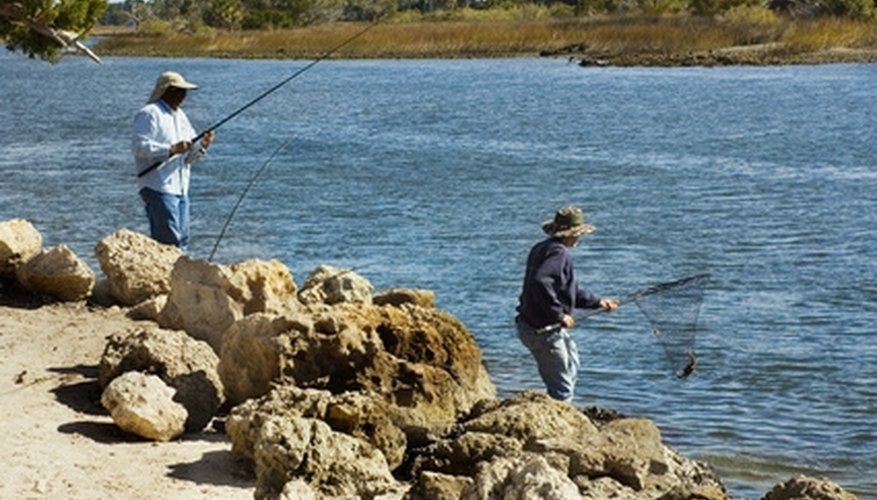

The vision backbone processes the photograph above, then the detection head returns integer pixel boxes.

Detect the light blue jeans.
[517,317,580,402]
[140,188,190,251]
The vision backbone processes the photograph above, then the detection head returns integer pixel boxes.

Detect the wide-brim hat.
[542,206,595,238]
[148,71,199,103]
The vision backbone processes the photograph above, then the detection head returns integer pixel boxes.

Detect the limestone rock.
[94,229,183,306]
[99,326,224,431]
[374,288,436,308]
[406,471,474,500]
[157,257,298,352]
[411,391,728,500]
[762,475,858,500]
[126,294,168,322]
[227,386,407,471]
[335,302,496,422]
[0,218,42,276]
[462,455,583,500]
[219,301,495,426]
[100,371,187,442]
[246,413,397,499]
[279,480,318,500]
[218,313,308,406]
[298,264,373,305]
[16,244,95,301]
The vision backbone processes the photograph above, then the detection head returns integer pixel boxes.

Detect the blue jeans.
[517,317,580,402]
[140,188,189,251]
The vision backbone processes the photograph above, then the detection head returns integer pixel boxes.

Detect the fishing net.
[621,274,711,378]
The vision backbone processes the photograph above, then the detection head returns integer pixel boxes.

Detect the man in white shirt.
[132,71,215,251]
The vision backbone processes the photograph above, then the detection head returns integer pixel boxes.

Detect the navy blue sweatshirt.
[516,237,602,329]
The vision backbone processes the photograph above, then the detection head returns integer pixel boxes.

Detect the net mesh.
[624,274,710,379]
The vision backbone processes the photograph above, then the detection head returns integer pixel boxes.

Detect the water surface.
[2,54,875,498]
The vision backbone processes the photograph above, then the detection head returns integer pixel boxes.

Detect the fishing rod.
[207,138,292,262]
[137,17,385,179]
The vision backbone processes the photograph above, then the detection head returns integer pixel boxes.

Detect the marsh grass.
[94,14,877,62]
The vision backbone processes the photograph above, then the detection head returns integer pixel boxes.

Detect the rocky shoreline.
[0,217,860,499]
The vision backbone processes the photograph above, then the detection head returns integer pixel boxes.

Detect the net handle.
[535,273,711,334]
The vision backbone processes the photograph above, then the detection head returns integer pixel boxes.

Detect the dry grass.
[93,15,877,63]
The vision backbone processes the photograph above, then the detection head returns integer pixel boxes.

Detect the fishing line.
[207,138,292,262]
[137,17,386,179]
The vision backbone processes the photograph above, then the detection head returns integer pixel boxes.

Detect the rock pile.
[0,219,860,500]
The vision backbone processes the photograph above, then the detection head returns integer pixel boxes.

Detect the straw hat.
[542,206,595,238]
[148,71,199,103]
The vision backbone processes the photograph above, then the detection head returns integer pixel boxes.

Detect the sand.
[0,300,255,500]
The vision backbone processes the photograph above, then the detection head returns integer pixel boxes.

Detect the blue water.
[1,53,875,498]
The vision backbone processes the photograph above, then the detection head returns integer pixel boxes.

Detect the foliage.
[93,0,877,33]
[820,0,873,19]
[639,0,688,15]
[1,0,107,62]
[717,4,783,43]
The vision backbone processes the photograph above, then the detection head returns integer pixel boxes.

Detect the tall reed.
[94,15,877,61]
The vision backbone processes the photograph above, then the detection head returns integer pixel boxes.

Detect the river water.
[1,52,875,498]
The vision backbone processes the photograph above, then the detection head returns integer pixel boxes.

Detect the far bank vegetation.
[95,0,877,62]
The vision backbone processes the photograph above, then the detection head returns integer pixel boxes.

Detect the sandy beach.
[0,299,255,499]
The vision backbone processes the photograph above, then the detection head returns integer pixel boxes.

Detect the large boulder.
[99,326,224,431]
[16,244,95,301]
[227,386,408,471]
[218,301,495,424]
[100,371,187,442]
[230,406,402,499]
[218,313,310,405]
[94,229,182,306]
[156,257,299,352]
[411,391,728,500]
[336,302,497,422]
[0,218,42,277]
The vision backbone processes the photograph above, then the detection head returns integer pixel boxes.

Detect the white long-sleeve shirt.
[131,99,205,196]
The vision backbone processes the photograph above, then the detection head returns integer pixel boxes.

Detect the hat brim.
[542,220,595,238]
[147,81,199,104]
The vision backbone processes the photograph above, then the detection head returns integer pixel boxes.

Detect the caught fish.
[677,352,697,379]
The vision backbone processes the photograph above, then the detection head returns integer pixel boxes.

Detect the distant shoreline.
[93,17,877,67]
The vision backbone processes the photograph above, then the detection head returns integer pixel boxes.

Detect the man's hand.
[202,130,215,148]
[561,314,575,329]
[600,298,620,312]
[169,140,192,156]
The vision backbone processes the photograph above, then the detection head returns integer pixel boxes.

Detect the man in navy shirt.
[516,206,618,402]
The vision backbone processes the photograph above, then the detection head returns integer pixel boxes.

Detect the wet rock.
[762,475,857,500]
[99,326,224,431]
[0,218,42,277]
[100,371,187,442]
[16,244,95,301]
[94,228,183,306]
